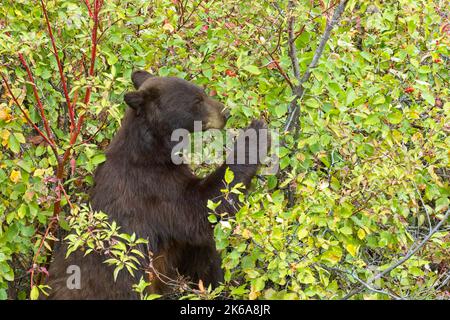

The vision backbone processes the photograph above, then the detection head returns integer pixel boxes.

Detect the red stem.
[1,73,56,149]
[1,0,103,293]
[73,0,103,143]
[83,0,94,18]
[83,0,101,104]
[30,218,55,291]
[39,0,75,132]
[31,0,103,287]
[17,54,55,145]
[52,0,103,229]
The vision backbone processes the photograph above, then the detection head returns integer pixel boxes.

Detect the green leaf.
[113,265,124,281]
[2,264,14,281]
[13,132,26,144]
[17,204,28,219]
[0,289,6,300]
[243,65,261,75]
[345,89,357,106]
[8,133,20,153]
[208,214,217,223]
[91,154,106,165]
[224,168,234,184]
[364,114,380,126]
[387,109,402,124]
[274,104,287,117]
[421,89,435,105]
[30,286,39,300]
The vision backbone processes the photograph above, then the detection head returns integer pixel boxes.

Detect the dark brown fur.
[46,71,267,299]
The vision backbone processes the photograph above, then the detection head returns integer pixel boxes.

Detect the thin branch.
[39,0,75,131]
[17,54,55,143]
[176,0,205,31]
[287,1,301,83]
[435,271,450,291]
[82,0,94,18]
[73,0,103,144]
[0,72,55,149]
[83,0,102,105]
[343,208,450,299]
[302,0,348,83]
[284,0,348,132]
[413,181,432,232]
[349,272,404,300]
[326,266,404,300]
[254,29,294,90]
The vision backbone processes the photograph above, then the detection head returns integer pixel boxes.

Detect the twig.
[287,1,301,83]
[40,0,75,131]
[0,73,56,149]
[17,54,55,143]
[435,271,450,291]
[73,0,103,145]
[413,181,432,232]
[257,33,294,90]
[343,208,450,299]
[82,0,94,18]
[350,273,403,300]
[284,0,349,132]
[326,266,404,300]
[176,0,206,31]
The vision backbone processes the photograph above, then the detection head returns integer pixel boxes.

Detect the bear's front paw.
[229,118,271,165]
[250,119,271,155]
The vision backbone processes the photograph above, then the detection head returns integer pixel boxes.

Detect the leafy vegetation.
[0,0,449,300]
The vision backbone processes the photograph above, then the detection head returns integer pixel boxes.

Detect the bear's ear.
[124,91,144,115]
[131,70,153,89]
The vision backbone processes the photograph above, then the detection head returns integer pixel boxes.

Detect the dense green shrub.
[0,0,448,300]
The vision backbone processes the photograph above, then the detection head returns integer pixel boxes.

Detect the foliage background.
[0,0,449,299]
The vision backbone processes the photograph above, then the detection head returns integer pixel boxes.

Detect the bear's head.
[124,70,227,135]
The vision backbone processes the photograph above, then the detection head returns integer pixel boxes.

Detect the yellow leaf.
[1,129,10,146]
[33,168,45,177]
[0,105,11,122]
[357,228,366,240]
[345,243,359,257]
[249,288,260,300]
[30,286,39,300]
[241,228,251,239]
[198,279,205,293]
[297,228,308,239]
[162,23,174,33]
[10,170,21,183]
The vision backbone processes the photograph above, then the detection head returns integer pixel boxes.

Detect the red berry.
[225,69,236,77]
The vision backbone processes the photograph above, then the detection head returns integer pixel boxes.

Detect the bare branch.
[287,1,301,83]
[413,181,432,232]
[326,266,404,300]
[0,72,56,149]
[435,271,450,291]
[284,0,349,132]
[343,208,450,299]
[17,53,55,143]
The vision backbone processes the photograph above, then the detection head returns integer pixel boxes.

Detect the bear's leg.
[46,247,139,299]
[177,244,224,289]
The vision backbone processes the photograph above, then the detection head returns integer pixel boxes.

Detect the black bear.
[46,70,269,299]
